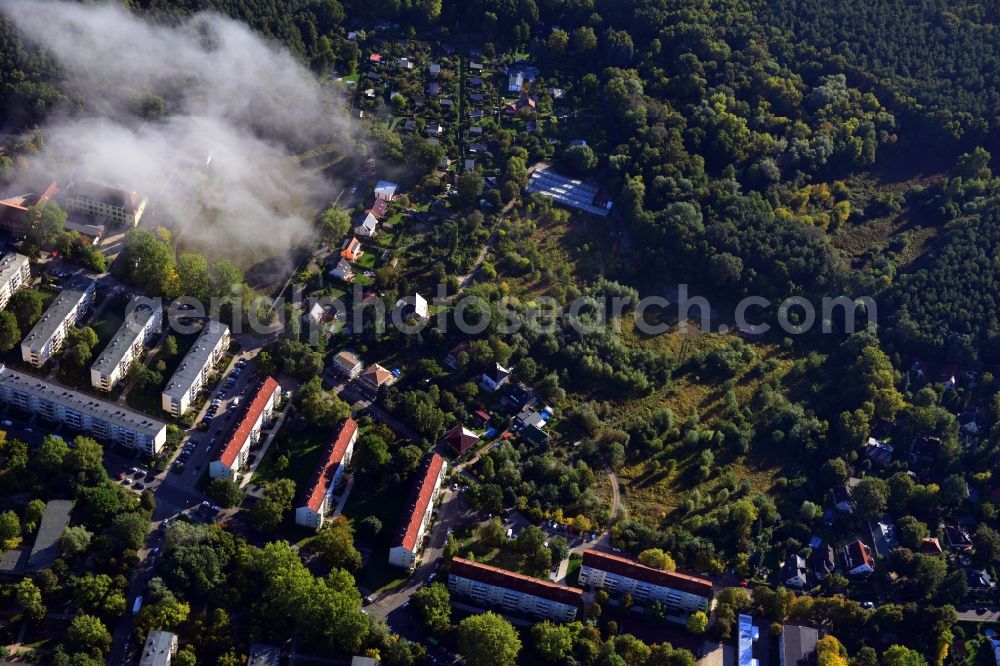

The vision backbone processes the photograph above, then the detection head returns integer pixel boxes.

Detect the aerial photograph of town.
[0,0,998,664]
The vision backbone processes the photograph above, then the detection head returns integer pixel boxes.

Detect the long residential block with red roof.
[578,549,713,615]
[389,453,447,570]
[209,377,281,481]
[295,418,358,530]
[448,557,582,622]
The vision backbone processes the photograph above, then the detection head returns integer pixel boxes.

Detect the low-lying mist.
[0,0,358,269]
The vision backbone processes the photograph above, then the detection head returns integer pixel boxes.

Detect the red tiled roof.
[302,418,358,512]
[369,198,388,219]
[581,549,713,597]
[443,424,478,454]
[450,557,583,607]
[218,377,280,468]
[392,453,445,551]
[362,364,392,387]
[846,540,874,569]
[369,54,382,62]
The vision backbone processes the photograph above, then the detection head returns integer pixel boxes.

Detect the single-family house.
[832,485,853,512]
[369,198,389,219]
[341,236,364,261]
[395,293,429,321]
[427,81,440,96]
[354,213,379,237]
[359,363,394,394]
[921,537,943,555]
[945,525,974,551]
[781,555,808,588]
[443,424,479,455]
[444,341,470,369]
[967,568,996,597]
[373,180,398,202]
[333,350,364,379]
[809,544,835,579]
[864,437,894,468]
[479,363,511,392]
[841,540,875,576]
[330,258,354,282]
[429,63,441,76]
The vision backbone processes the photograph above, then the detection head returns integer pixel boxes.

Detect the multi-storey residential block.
[578,549,713,615]
[64,180,148,227]
[389,453,447,569]
[295,418,358,530]
[0,365,167,454]
[139,631,178,666]
[160,320,229,416]
[20,278,96,368]
[0,252,30,309]
[448,557,583,622]
[90,299,162,391]
[209,377,281,481]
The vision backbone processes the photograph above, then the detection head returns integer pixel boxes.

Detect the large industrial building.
[0,365,167,454]
[20,278,96,368]
[161,320,229,417]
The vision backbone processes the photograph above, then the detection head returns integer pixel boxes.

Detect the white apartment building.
[578,549,713,615]
[0,252,30,309]
[139,631,178,666]
[448,557,582,622]
[64,180,148,227]
[209,377,281,481]
[90,299,162,392]
[295,418,358,529]
[389,453,447,569]
[20,278,96,368]
[0,365,167,454]
[161,320,229,416]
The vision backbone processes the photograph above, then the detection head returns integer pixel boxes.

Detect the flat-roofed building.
[295,418,358,529]
[64,179,148,227]
[20,277,96,368]
[0,252,30,309]
[139,630,178,666]
[209,377,281,481]
[90,299,162,392]
[779,624,818,666]
[389,453,447,569]
[0,365,167,454]
[161,320,229,416]
[448,556,582,622]
[578,549,712,615]
[525,167,612,217]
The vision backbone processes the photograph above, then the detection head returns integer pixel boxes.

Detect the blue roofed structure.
[738,614,758,666]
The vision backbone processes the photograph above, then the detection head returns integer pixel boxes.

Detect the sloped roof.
[450,556,583,606]
[302,418,357,512]
[361,363,393,387]
[392,453,445,551]
[581,549,713,597]
[217,377,280,468]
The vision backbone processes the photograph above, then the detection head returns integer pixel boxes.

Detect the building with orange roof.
[448,557,582,622]
[341,236,364,261]
[295,418,358,530]
[578,549,713,615]
[358,363,394,394]
[0,181,60,235]
[209,377,281,481]
[389,453,447,569]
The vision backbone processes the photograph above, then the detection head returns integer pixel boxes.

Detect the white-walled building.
[20,278,96,368]
[161,320,229,416]
[64,180,148,227]
[578,549,713,615]
[90,299,162,392]
[139,630,177,666]
[295,418,358,530]
[209,377,281,481]
[448,557,582,622]
[0,252,30,309]
[389,453,446,569]
[0,365,167,454]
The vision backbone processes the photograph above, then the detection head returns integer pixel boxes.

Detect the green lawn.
[252,422,330,489]
[353,252,377,270]
[344,474,412,593]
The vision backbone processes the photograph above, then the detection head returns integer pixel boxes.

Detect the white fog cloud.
[0,0,359,267]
